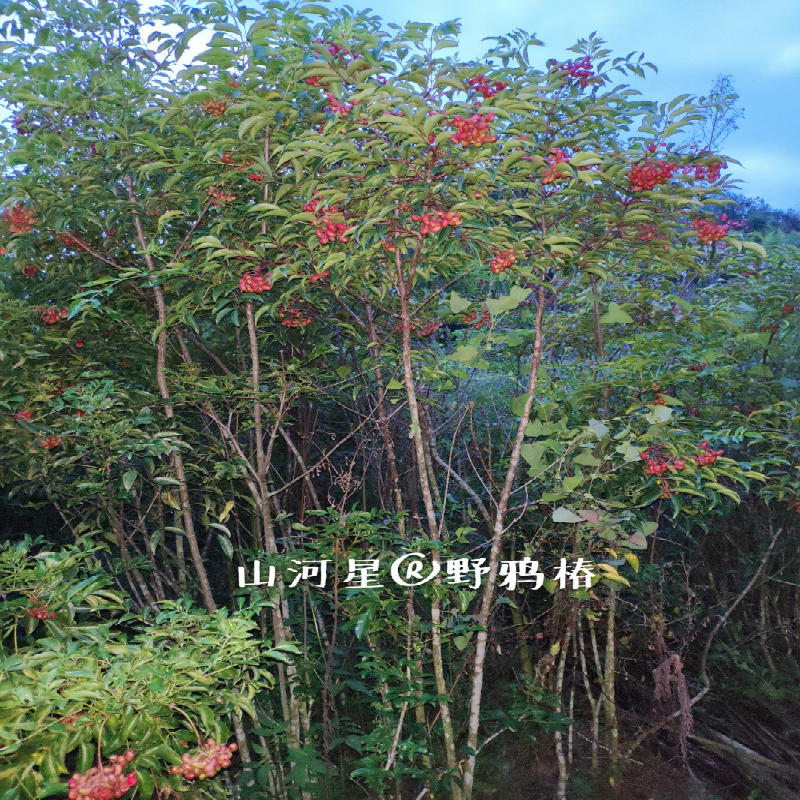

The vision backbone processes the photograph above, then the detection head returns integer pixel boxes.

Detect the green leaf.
[122,471,137,491]
[615,443,641,462]
[599,302,634,324]
[597,564,630,587]
[552,507,584,523]
[573,450,602,467]
[587,419,610,439]
[386,378,403,390]
[520,442,545,467]
[451,345,479,364]
[487,286,531,317]
[449,291,472,314]
[217,534,234,560]
[644,405,673,424]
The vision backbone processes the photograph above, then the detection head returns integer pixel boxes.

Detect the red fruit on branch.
[238,272,272,293]
[15,410,32,421]
[41,436,63,450]
[695,441,724,466]
[67,751,136,800]
[549,55,594,88]
[410,210,462,237]
[419,321,442,337]
[3,205,36,233]
[199,99,227,117]
[692,217,729,244]
[450,112,497,147]
[465,74,509,99]
[27,596,56,619]
[23,265,38,278]
[628,159,678,191]
[207,186,236,205]
[471,310,492,329]
[637,223,660,242]
[170,739,238,781]
[315,220,349,244]
[278,299,313,327]
[490,248,517,274]
[38,306,69,324]
[326,93,353,115]
[640,445,686,475]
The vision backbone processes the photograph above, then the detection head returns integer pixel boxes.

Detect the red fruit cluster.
[550,56,594,88]
[23,265,38,278]
[465,74,508,99]
[247,172,265,183]
[199,99,227,117]
[207,185,236,205]
[3,205,36,233]
[490,248,517,274]
[13,116,32,136]
[450,113,498,147]
[542,148,570,184]
[682,160,725,182]
[27,596,56,619]
[641,446,686,475]
[696,441,723,466]
[41,436,63,450]
[688,362,708,372]
[278,299,313,327]
[419,321,442,337]
[39,306,68,324]
[326,93,353,115]
[628,159,679,191]
[170,738,238,781]
[67,750,136,800]
[693,217,729,244]
[471,310,492,329]
[411,210,462,237]
[637,223,660,242]
[305,39,351,87]
[239,272,271,293]
[15,410,32,421]
[303,196,350,243]
[301,197,321,215]
[315,39,350,58]
[315,220,349,244]
[308,270,329,282]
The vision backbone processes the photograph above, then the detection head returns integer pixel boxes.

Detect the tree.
[1,2,797,799]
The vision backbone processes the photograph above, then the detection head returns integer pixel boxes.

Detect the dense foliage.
[0,1,798,799]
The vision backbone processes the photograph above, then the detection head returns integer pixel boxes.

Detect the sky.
[348,0,800,211]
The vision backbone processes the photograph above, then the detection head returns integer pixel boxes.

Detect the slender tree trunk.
[126,177,216,612]
[397,251,460,799]
[601,588,619,766]
[461,288,547,800]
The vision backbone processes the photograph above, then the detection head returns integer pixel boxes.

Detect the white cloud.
[766,42,800,76]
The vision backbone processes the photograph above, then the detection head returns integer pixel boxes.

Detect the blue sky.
[351,0,800,211]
